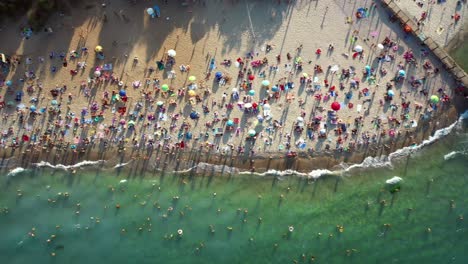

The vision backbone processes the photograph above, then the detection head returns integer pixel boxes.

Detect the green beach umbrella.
[430,95,439,103]
[128,120,136,127]
[161,84,169,92]
[261,80,270,87]
[248,129,256,137]
[188,76,196,82]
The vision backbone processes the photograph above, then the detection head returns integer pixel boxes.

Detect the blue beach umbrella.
[226,120,234,126]
[215,72,223,79]
[271,86,279,92]
[6,80,12,87]
[387,90,395,97]
[248,90,255,96]
[30,105,37,112]
[398,70,406,77]
[119,90,126,97]
[190,112,199,119]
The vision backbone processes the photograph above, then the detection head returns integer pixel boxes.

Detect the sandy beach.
[0,0,467,174]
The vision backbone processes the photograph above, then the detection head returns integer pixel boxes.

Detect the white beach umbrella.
[330,65,339,73]
[354,45,363,52]
[377,43,384,50]
[167,49,177,57]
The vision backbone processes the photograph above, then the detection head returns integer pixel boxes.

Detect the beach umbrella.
[430,95,439,103]
[330,65,339,73]
[244,103,252,108]
[94,70,101,77]
[17,103,25,109]
[156,101,164,106]
[302,73,309,78]
[119,119,126,125]
[95,45,103,53]
[248,129,256,137]
[377,43,384,50]
[387,90,395,97]
[146,8,155,15]
[232,87,238,93]
[271,86,279,92]
[22,135,30,142]
[188,90,196,97]
[262,80,270,87]
[51,100,58,106]
[296,116,304,123]
[188,75,196,82]
[30,105,37,112]
[189,112,199,119]
[6,80,12,87]
[226,120,234,126]
[215,72,223,79]
[161,84,169,92]
[128,120,136,127]
[248,89,255,96]
[119,90,126,97]
[167,49,176,57]
[263,103,271,110]
[248,74,255,81]
[331,101,341,111]
[132,80,141,88]
[354,45,363,52]
[398,70,406,77]
[320,129,326,135]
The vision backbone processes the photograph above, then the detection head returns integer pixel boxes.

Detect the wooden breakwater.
[380,0,468,88]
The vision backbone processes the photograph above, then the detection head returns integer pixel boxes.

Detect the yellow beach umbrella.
[188,90,197,97]
[95,45,103,52]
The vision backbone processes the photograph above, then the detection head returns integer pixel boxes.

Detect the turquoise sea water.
[0,117,467,264]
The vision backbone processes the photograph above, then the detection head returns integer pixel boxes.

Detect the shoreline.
[1,103,462,178]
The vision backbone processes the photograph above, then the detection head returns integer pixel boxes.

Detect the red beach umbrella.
[331,101,341,111]
[248,75,255,81]
[22,135,30,141]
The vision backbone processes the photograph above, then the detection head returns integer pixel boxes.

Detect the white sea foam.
[386,176,403,184]
[444,151,460,160]
[114,161,131,169]
[239,110,468,179]
[34,160,105,171]
[7,167,27,177]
